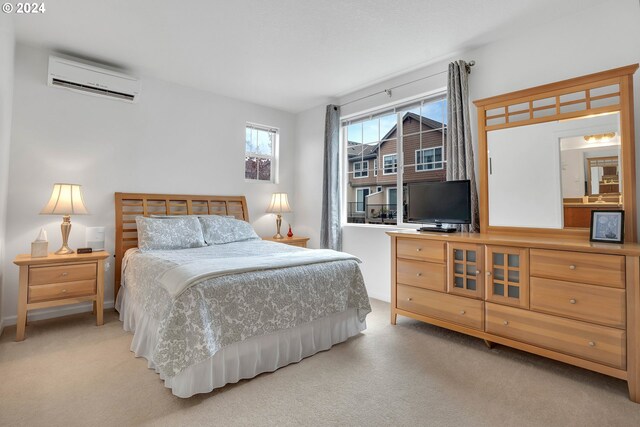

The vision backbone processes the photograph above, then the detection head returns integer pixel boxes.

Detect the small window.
[353,161,369,178]
[374,159,378,176]
[416,147,443,171]
[245,124,277,182]
[383,154,397,174]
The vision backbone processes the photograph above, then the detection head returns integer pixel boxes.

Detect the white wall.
[294,0,640,302]
[2,43,297,324]
[0,16,15,334]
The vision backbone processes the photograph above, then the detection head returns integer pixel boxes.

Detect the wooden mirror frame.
[474,64,638,243]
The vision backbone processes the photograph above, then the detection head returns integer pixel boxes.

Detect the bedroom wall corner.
[1,43,297,324]
[292,104,328,249]
[0,16,15,336]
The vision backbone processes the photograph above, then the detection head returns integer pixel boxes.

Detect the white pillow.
[198,216,260,245]
[136,216,206,251]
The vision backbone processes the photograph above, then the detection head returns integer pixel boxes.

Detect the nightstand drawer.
[29,263,97,286]
[28,279,97,303]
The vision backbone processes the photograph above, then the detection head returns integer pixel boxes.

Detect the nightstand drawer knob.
[61,272,69,276]
[569,265,576,270]
[407,297,413,301]
[588,341,595,347]
[459,310,466,315]
[416,273,422,277]
[416,248,422,252]
[61,289,67,293]
[569,298,577,304]
[503,320,509,326]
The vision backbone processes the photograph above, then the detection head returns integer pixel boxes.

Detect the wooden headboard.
[114,192,249,299]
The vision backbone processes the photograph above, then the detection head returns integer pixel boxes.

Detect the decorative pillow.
[198,215,260,245]
[136,216,206,251]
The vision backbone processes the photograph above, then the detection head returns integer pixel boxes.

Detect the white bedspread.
[157,249,360,298]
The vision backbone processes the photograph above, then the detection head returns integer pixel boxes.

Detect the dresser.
[13,251,110,341]
[388,230,640,403]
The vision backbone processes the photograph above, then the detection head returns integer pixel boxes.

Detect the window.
[343,93,447,225]
[245,124,277,182]
[416,147,443,171]
[353,161,369,178]
[356,188,370,212]
[383,154,398,174]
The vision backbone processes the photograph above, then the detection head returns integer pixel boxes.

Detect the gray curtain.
[446,60,479,232]
[320,104,342,250]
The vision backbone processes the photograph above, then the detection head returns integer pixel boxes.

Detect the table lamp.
[40,183,89,254]
[266,192,292,239]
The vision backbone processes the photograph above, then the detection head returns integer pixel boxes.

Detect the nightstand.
[13,251,110,341]
[262,236,310,248]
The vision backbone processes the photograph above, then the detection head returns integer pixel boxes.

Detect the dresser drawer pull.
[503,320,509,326]
[416,248,422,252]
[569,298,577,304]
[486,271,492,276]
[569,265,576,270]
[416,273,422,277]
[61,272,69,276]
[588,341,595,347]
[407,297,413,301]
[61,289,67,293]
[460,310,466,315]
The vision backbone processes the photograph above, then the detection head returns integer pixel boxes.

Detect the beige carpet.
[0,299,639,426]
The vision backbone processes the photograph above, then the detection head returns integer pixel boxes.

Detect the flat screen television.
[407,180,471,231]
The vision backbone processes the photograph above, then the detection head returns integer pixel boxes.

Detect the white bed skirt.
[117,287,367,398]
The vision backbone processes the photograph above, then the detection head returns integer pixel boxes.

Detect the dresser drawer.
[530,249,625,288]
[397,238,445,263]
[397,284,483,330]
[28,279,97,303]
[29,263,97,286]
[486,303,625,369]
[530,277,625,328]
[397,259,446,292]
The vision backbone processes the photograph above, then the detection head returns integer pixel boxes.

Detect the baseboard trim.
[367,290,390,303]
[2,300,115,326]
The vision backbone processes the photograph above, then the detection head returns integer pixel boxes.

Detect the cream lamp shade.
[265,192,292,214]
[266,192,291,239]
[40,183,89,255]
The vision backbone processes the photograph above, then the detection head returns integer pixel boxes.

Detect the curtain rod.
[338,60,475,109]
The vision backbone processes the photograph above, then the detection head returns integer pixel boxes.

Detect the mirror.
[487,112,620,229]
[475,64,637,241]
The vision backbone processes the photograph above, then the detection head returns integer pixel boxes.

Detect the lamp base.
[53,215,74,255]
[272,233,285,239]
[54,245,74,255]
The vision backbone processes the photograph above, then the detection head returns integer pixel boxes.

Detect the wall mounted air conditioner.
[47,55,141,103]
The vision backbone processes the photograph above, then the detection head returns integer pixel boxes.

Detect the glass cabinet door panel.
[447,243,484,299]
[485,246,529,308]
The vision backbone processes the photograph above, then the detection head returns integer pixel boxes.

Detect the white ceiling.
[11,0,607,113]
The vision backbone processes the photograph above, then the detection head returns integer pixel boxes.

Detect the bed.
[113,193,371,397]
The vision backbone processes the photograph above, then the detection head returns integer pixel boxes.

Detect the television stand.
[417,224,458,233]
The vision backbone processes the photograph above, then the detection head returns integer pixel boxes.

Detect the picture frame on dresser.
[590,210,624,244]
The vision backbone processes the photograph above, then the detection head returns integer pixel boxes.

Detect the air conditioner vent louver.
[48,55,140,103]
[51,78,136,101]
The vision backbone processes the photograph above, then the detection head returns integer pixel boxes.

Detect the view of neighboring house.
[347,112,446,224]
